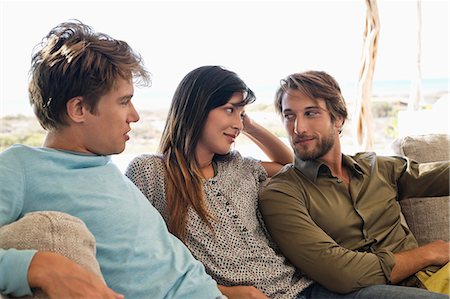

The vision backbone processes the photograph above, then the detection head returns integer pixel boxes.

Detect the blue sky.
[1,0,448,116]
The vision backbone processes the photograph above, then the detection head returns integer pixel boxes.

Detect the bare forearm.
[391,249,430,283]
[391,240,450,283]
[218,284,269,299]
[28,251,123,298]
[243,120,293,165]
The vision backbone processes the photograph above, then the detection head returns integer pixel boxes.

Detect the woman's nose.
[232,115,244,130]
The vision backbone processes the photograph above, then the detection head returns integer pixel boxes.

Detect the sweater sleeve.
[0,249,37,296]
[0,147,36,296]
[259,180,394,294]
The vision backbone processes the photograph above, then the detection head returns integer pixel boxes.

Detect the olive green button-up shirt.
[259,152,449,294]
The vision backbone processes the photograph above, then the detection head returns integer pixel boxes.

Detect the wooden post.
[354,0,379,150]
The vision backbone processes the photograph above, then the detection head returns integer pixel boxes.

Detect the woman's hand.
[239,113,294,176]
[241,113,255,134]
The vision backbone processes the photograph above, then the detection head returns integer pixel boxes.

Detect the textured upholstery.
[392,134,450,246]
[0,211,103,298]
[399,196,449,245]
[391,133,450,163]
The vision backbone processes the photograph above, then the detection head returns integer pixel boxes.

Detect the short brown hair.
[275,71,348,126]
[28,20,151,130]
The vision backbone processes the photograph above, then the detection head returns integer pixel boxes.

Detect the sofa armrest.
[0,211,103,298]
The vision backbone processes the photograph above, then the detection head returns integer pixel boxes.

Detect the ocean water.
[341,78,449,96]
[248,78,449,107]
[1,78,448,116]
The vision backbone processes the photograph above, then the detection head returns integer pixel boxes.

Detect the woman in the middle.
[125,65,312,299]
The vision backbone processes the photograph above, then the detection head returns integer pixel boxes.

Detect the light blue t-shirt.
[0,144,221,298]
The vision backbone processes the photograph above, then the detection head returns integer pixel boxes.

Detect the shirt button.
[242,227,248,232]
[225,201,230,206]
[337,179,342,183]
[217,191,222,196]
[233,215,238,219]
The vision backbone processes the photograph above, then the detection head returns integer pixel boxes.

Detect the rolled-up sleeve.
[259,183,394,293]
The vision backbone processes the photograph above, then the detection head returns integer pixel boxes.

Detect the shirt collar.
[294,154,364,182]
[342,155,364,176]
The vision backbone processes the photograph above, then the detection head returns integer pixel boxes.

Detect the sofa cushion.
[399,196,450,246]
[392,134,449,246]
[392,134,450,163]
[0,211,103,298]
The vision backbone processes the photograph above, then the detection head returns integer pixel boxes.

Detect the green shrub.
[0,132,45,151]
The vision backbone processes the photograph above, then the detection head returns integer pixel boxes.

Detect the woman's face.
[196,92,246,161]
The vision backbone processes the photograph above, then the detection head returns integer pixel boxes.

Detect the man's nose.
[128,102,140,123]
[293,117,306,135]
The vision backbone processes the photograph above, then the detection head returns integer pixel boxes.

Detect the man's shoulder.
[263,164,300,189]
[274,163,297,177]
[0,144,37,162]
[351,151,376,161]
[348,152,408,179]
[1,144,32,154]
[260,164,308,205]
[351,152,405,166]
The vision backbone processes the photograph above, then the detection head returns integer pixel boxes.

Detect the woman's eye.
[226,107,234,113]
[283,114,294,120]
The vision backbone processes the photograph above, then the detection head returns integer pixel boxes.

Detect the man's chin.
[297,156,317,161]
[295,150,319,161]
[106,145,126,156]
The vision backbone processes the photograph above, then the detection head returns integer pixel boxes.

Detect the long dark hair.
[159,65,255,240]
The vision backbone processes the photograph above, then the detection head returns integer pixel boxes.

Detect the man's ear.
[334,116,345,133]
[66,97,86,123]
[335,115,344,128]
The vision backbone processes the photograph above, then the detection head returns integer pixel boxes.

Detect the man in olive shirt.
[259,71,449,295]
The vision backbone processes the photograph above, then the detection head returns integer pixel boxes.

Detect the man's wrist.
[28,252,54,289]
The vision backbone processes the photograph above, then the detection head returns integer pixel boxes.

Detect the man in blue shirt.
[0,20,222,299]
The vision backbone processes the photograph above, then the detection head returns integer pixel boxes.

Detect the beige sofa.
[1,134,448,298]
[391,133,450,246]
[0,211,103,299]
